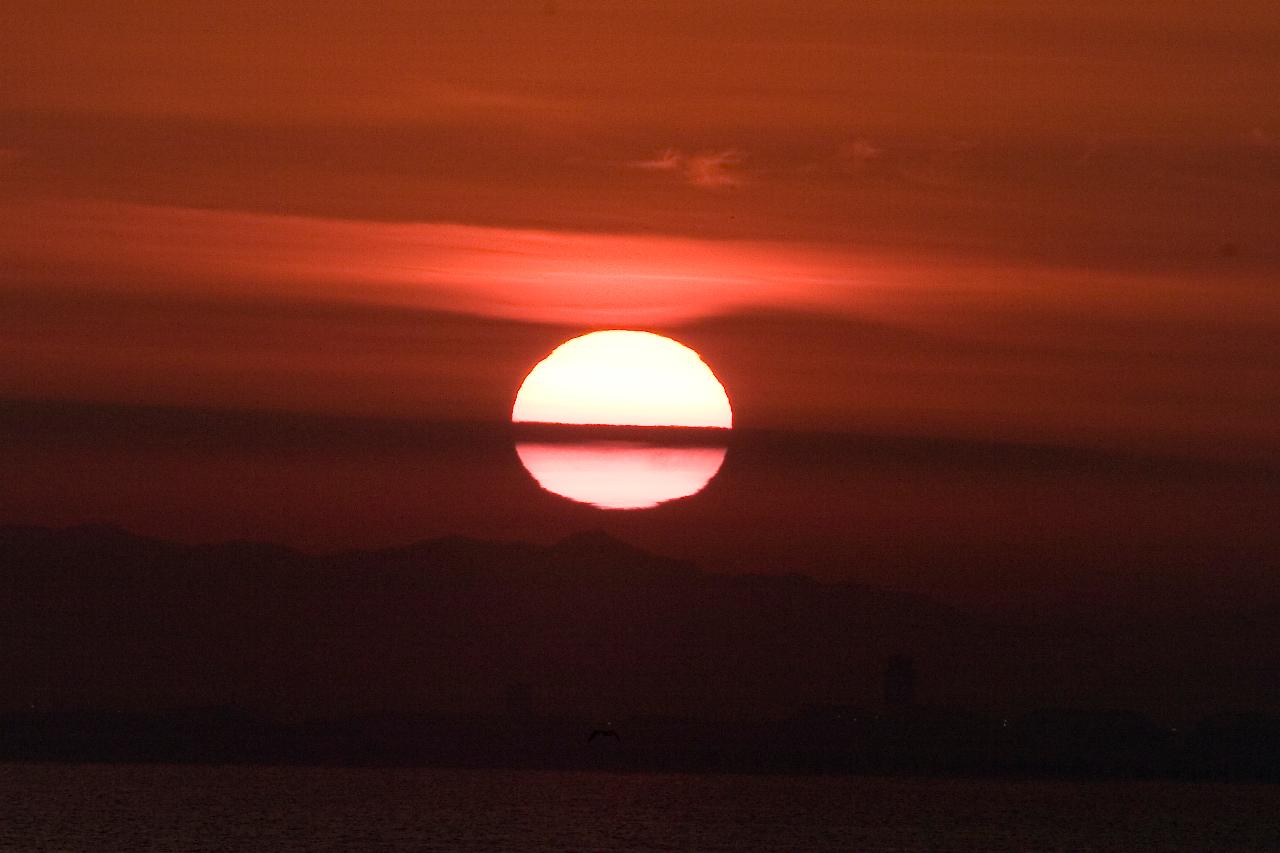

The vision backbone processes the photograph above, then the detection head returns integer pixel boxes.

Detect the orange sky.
[1,1,1277,461]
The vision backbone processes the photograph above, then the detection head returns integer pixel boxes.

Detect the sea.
[1,764,1276,852]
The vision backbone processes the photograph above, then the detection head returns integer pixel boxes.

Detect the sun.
[512,330,732,428]
[512,330,732,509]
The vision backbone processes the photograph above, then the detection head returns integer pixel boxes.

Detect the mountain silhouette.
[0,525,1276,722]
[549,529,651,561]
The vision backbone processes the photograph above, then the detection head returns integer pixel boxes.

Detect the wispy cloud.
[632,148,683,172]
[686,149,745,188]
[1245,127,1277,149]
[836,138,882,171]
[631,148,746,188]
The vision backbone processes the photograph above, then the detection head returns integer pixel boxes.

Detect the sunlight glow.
[512,331,732,428]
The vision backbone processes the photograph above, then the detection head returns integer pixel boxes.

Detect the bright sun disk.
[511,330,732,428]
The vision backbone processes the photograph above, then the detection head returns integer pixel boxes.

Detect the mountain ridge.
[0,524,1276,723]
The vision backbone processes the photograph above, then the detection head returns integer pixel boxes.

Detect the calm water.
[1,764,1276,852]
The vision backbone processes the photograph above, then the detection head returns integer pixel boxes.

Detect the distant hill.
[0,525,1276,722]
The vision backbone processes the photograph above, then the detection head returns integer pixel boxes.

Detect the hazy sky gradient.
[2,1,1277,460]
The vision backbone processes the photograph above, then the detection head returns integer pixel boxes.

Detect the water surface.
[3,764,1276,852]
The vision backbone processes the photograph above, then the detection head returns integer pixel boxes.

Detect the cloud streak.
[1,198,1274,460]
[0,200,848,325]
[631,148,746,188]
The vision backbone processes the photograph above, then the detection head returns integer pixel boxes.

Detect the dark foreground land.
[1,524,1277,782]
